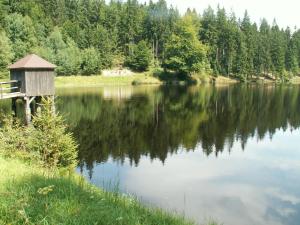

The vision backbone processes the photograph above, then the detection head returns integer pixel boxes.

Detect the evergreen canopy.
[0,0,299,79]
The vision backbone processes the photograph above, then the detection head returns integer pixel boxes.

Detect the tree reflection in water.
[55,85,300,176]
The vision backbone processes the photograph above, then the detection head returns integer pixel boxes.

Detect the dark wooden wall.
[10,70,26,93]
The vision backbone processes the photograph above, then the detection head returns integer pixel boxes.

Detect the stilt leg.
[24,97,31,125]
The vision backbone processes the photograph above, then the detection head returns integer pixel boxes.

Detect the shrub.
[0,98,78,169]
[28,98,78,169]
[0,116,28,157]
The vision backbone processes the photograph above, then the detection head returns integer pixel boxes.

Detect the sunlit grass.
[0,155,204,225]
[55,74,162,88]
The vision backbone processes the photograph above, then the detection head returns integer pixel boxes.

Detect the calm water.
[2,84,300,225]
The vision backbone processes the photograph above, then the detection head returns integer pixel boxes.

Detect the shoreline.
[54,74,300,88]
[3,73,300,89]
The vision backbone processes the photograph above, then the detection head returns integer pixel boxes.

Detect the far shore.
[2,73,300,89]
[54,74,300,88]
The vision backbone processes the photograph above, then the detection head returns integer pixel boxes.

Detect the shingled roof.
[9,54,56,69]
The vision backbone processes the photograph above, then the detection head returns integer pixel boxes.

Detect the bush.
[80,47,101,75]
[0,98,78,169]
[0,116,28,157]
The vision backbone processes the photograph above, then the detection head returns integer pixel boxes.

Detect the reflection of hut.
[8,54,57,124]
[103,87,133,100]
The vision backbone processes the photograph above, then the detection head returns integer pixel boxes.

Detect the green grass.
[0,155,199,225]
[55,74,162,88]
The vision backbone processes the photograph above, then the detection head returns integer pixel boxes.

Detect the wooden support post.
[24,96,35,125]
[24,97,31,125]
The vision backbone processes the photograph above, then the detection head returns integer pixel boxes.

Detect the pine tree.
[257,19,273,76]
[200,6,218,75]
[270,21,285,78]
[285,29,299,75]
[240,11,256,78]
[235,32,248,81]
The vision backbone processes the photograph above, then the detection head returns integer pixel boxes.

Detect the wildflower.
[37,185,55,195]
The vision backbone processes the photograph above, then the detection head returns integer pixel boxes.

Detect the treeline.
[0,0,300,80]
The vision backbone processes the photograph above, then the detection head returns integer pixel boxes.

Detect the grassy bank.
[54,74,239,88]
[55,74,162,88]
[0,155,199,225]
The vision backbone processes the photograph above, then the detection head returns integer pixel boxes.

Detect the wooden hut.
[9,54,56,96]
[8,54,57,124]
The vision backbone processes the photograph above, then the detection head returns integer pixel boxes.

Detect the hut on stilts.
[0,54,56,124]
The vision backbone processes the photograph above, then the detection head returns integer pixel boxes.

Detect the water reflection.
[57,85,300,168]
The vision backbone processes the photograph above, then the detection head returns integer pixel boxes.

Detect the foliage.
[0,116,28,157]
[81,47,101,75]
[0,0,299,79]
[0,99,78,169]
[125,40,152,71]
[56,39,82,76]
[163,15,210,75]
[4,13,37,60]
[0,30,13,78]
[28,98,78,168]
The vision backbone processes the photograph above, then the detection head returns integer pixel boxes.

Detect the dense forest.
[1,0,300,81]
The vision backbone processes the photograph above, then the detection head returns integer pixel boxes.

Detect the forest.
[1,0,300,81]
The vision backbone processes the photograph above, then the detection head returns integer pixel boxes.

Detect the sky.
[142,0,300,29]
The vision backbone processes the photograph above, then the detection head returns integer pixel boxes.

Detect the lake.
[2,84,300,225]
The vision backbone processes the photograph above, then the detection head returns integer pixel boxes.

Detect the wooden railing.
[0,80,22,100]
